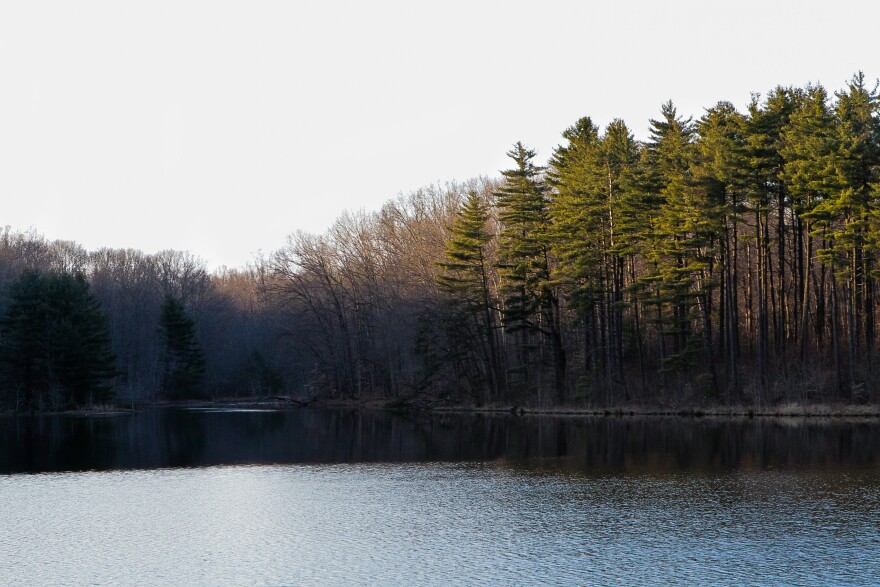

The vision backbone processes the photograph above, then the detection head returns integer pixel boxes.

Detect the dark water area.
[2,407,880,474]
[2,409,880,586]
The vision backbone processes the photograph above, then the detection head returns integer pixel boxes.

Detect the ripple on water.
[1,462,879,586]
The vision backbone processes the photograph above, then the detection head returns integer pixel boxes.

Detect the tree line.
[2,73,878,410]
[271,73,880,407]
[0,231,288,411]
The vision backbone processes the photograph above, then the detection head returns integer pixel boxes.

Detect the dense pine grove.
[274,73,880,408]
[0,271,116,410]
[2,73,879,410]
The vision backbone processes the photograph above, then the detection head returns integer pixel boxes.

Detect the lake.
[1,408,879,585]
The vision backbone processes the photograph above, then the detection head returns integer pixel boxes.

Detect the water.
[1,409,879,586]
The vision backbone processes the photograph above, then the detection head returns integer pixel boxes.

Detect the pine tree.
[693,101,749,399]
[0,270,116,410]
[744,87,796,393]
[835,72,880,386]
[781,84,840,372]
[548,117,639,400]
[0,271,50,410]
[48,273,117,406]
[159,295,206,399]
[496,143,550,331]
[495,142,566,402]
[547,117,604,322]
[437,191,503,401]
[601,119,644,395]
[639,101,703,387]
[801,76,880,396]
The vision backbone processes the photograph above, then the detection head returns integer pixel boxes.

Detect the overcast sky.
[1,0,878,269]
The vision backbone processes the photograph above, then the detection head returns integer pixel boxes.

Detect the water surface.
[1,409,878,585]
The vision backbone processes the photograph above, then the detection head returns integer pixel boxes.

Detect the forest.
[2,72,879,411]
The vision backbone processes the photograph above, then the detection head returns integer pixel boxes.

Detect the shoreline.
[5,397,880,419]
[230,396,880,419]
[433,404,880,419]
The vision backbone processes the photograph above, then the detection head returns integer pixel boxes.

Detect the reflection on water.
[1,408,879,474]
[1,410,879,586]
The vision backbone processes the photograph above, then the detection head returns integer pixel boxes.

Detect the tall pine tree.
[159,295,206,400]
[437,191,503,402]
[496,142,566,402]
[0,270,116,410]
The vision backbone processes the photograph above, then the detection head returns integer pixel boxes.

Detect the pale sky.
[1,0,878,270]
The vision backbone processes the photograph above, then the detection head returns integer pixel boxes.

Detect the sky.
[1,0,879,270]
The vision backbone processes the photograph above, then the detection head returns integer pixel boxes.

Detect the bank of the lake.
[318,395,880,419]
[7,392,880,424]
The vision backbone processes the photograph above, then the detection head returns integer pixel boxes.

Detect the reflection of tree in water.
[1,415,123,472]
[1,410,880,474]
[161,410,208,467]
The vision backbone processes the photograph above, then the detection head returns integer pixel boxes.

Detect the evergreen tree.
[693,101,749,398]
[0,270,116,410]
[0,271,50,410]
[547,117,604,322]
[835,72,880,378]
[744,87,796,392]
[639,101,702,386]
[548,117,639,400]
[802,76,880,395]
[781,84,841,367]
[496,142,566,402]
[601,119,645,394]
[496,143,551,332]
[437,191,503,401]
[159,295,205,399]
